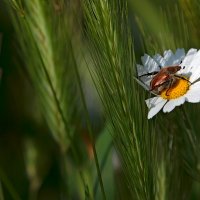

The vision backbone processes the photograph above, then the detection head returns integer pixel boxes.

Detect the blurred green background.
[1,0,200,200]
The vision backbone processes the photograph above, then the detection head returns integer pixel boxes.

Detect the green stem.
[94,140,112,198]
[71,45,107,199]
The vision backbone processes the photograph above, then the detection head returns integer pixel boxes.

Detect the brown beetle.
[139,65,187,95]
[150,66,181,94]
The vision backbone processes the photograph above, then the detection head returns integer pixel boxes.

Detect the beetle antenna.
[138,71,159,78]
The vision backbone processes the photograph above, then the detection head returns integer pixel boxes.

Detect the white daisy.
[137,48,200,119]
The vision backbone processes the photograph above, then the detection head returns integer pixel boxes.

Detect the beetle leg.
[174,74,191,85]
[165,78,175,96]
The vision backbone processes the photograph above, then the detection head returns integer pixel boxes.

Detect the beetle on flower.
[137,48,200,119]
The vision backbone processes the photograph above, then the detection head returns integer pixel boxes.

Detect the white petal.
[145,97,160,109]
[185,81,200,103]
[157,49,185,67]
[146,97,167,119]
[153,49,184,67]
[163,50,175,66]
[179,48,198,74]
[137,64,146,76]
[163,97,185,113]
[153,54,165,67]
[172,48,185,65]
[187,50,200,82]
[141,54,160,73]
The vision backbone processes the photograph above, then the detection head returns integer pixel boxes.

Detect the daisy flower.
[137,48,200,119]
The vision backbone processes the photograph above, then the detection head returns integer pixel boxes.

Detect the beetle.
[139,65,188,95]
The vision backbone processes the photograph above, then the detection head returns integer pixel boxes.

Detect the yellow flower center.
[161,78,190,100]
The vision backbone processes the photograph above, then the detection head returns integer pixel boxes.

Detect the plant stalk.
[71,45,107,199]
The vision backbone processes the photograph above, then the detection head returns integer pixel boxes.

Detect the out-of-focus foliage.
[8,0,79,152]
